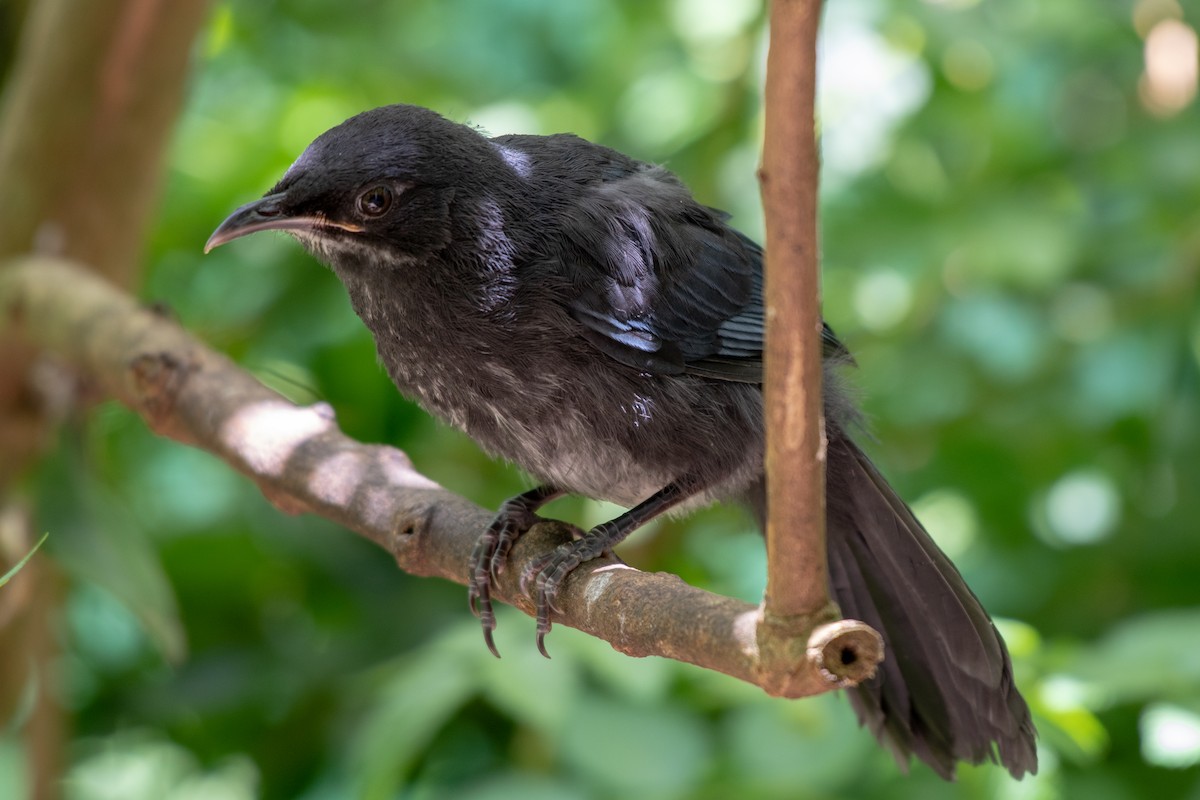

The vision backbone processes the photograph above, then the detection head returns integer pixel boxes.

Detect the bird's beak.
[204,193,364,253]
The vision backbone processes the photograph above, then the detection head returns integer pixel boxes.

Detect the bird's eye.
[357,185,393,217]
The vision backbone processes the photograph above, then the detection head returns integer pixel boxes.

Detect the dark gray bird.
[206,103,1037,780]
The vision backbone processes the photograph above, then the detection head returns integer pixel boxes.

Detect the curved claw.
[482,624,501,659]
[522,533,612,658]
[468,525,498,618]
[467,512,505,656]
[468,488,560,657]
[468,556,501,658]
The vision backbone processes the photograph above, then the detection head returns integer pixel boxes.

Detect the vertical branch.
[759,0,829,621]
[0,0,210,483]
[0,0,210,275]
[0,1,210,797]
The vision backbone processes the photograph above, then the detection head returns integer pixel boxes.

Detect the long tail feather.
[749,430,1038,779]
[823,431,1037,779]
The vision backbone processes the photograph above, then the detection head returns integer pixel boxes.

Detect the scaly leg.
[520,480,698,658]
[468,485,565,657]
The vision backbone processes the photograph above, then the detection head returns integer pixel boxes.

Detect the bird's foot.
[467,491,549,658]
[519,530,615,658]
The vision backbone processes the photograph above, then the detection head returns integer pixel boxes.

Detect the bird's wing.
[555,167,845,384]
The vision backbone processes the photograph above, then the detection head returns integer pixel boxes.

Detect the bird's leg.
[520,479,699,658]
[469,484,565,657]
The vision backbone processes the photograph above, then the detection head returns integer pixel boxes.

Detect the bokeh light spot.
[820,4,931,185]
[1141,19,1199,115]
[1039,470,1121,546]
[942,39,995,91]
[670,0,760,42]
[469,101,542,136]
[618,69,718,156]
[279,94,360,160]
[1051,283,1114,344]
[853,268,913,332]
[941,294,1045,382]
[1141,704,1200,768]
[911,488,979,560]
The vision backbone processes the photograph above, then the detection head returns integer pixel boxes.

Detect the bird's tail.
[823,431,1037,779]
[751,431,1037,779]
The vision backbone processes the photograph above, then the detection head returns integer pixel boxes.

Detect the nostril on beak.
[257,200,283,217]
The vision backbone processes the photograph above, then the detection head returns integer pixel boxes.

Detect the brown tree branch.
[762,0,827,622]
[0,0,209,275]
[0,0,209,481]
[758,0,883,690]
[0,2,210,796]
[1,256,881,696]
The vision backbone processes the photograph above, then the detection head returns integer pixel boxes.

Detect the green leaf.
[558,693,713,798]
[62,730,258,800]
[0,532,47,589]
[1065,610,1200,707]
[479,608,582,735]
[36,434,187,663]
[348,623,485,800]
[724,695,879,793]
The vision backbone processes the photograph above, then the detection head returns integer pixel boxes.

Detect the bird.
[205,103,1037,780]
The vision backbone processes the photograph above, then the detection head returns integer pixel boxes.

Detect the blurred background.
[3,0,1200,797]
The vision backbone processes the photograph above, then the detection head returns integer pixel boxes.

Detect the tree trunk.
[0,1,210,796]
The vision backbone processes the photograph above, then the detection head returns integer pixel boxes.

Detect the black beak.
[204,193,364,253]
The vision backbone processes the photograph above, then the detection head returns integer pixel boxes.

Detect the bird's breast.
[337,271,765,508]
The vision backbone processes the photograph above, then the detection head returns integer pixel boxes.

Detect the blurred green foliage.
[4,0,1200,797]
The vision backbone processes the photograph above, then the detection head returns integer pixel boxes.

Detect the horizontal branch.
[0,256,881,695]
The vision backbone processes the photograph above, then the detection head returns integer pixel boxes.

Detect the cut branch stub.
[755,603,884,698]
[807,619,885,686]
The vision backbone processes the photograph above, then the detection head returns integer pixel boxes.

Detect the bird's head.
[206,104,492,269]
